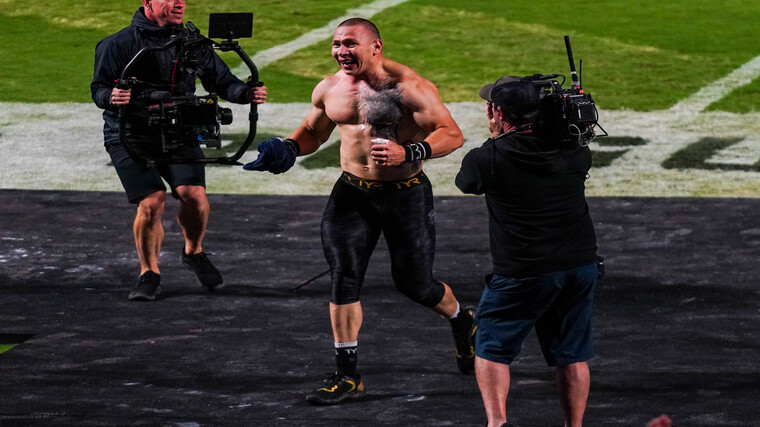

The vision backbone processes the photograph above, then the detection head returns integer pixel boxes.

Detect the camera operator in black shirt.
[455,77,599,427]
[91,0,267,301]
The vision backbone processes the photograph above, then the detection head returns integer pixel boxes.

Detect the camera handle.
[212,38,261,166]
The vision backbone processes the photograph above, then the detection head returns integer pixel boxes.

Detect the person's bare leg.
[305,301,364,404]
[556,361,590,427]
[134,191,165,274]
[476,356,509,427]
[432,282,459,317]
[433,282,476,373]
[330,301,362,380]
[330,301,362,343]
[175,185,209,255]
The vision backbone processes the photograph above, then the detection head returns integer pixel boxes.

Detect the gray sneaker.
[180,248,224,291]
[128,271,161,301]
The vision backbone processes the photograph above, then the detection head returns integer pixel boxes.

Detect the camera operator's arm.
[199,51,255,104]
[91,38,129,111]
[455,147,487,195]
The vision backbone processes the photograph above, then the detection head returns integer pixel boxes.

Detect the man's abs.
[337,124,422,180]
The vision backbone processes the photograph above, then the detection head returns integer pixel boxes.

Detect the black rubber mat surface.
[1,190,758,426]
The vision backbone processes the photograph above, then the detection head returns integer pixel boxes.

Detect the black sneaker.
[128,271,161,301]
[453,306,477,374]
[305,372,365,405]
[180,248,224,291]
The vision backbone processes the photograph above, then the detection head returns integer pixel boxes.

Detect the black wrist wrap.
[403,141,432,162]
[284,138,301,156]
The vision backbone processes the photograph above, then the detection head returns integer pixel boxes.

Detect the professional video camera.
[117,13,261,165]
[525,36,606,147]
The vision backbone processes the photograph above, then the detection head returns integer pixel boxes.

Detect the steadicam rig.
[117,13,262,165]
[526,35,607,147]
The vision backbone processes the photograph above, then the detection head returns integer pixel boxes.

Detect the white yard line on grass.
[670,55,760,113]
[604,53,760,179]
[2,101,760,197]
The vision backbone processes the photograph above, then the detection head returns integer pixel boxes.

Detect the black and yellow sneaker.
[452,306,477,374]
[305,372,365,405]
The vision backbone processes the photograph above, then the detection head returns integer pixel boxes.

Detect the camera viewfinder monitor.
[208,13,253,39]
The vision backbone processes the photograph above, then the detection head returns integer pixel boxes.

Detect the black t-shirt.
[456,131,597,277]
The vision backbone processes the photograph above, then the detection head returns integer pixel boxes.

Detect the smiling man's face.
[144,0,185,27]
[332,25,381,77]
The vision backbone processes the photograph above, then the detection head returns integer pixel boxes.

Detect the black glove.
[243,137,300,174]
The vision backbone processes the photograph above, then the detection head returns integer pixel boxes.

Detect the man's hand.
[243,137,299,174]
[646,415,672,427]
[370,139,406,166]
[246,84,267,104]
[487,103,501,137]
[111,87,131,106]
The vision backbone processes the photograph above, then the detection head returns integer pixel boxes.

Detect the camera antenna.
[564,35,581,90]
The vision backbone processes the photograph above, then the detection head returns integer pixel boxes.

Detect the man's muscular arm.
[243,79,335,173]
[288,106,336,156]
[288,79,337,155]
[370,77,462,166]
[407,78,463,157]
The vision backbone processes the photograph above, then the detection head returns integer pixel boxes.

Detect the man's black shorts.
[106,140,205,204]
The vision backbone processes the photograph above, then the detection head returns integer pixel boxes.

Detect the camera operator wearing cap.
[455,77,600,427]
[91,0,267,301]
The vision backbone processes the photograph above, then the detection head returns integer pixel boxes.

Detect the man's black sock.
[335,343,358,378]
[449,305,474,334]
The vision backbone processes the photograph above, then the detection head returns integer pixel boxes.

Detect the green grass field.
[0,344,14,354]
[1,0,759,111]
[2,0,760,197]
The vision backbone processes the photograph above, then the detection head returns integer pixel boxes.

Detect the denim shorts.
[475,263,598,366]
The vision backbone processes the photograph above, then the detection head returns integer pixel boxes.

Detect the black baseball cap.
[489,80,541,126]
[478,75,523,102]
